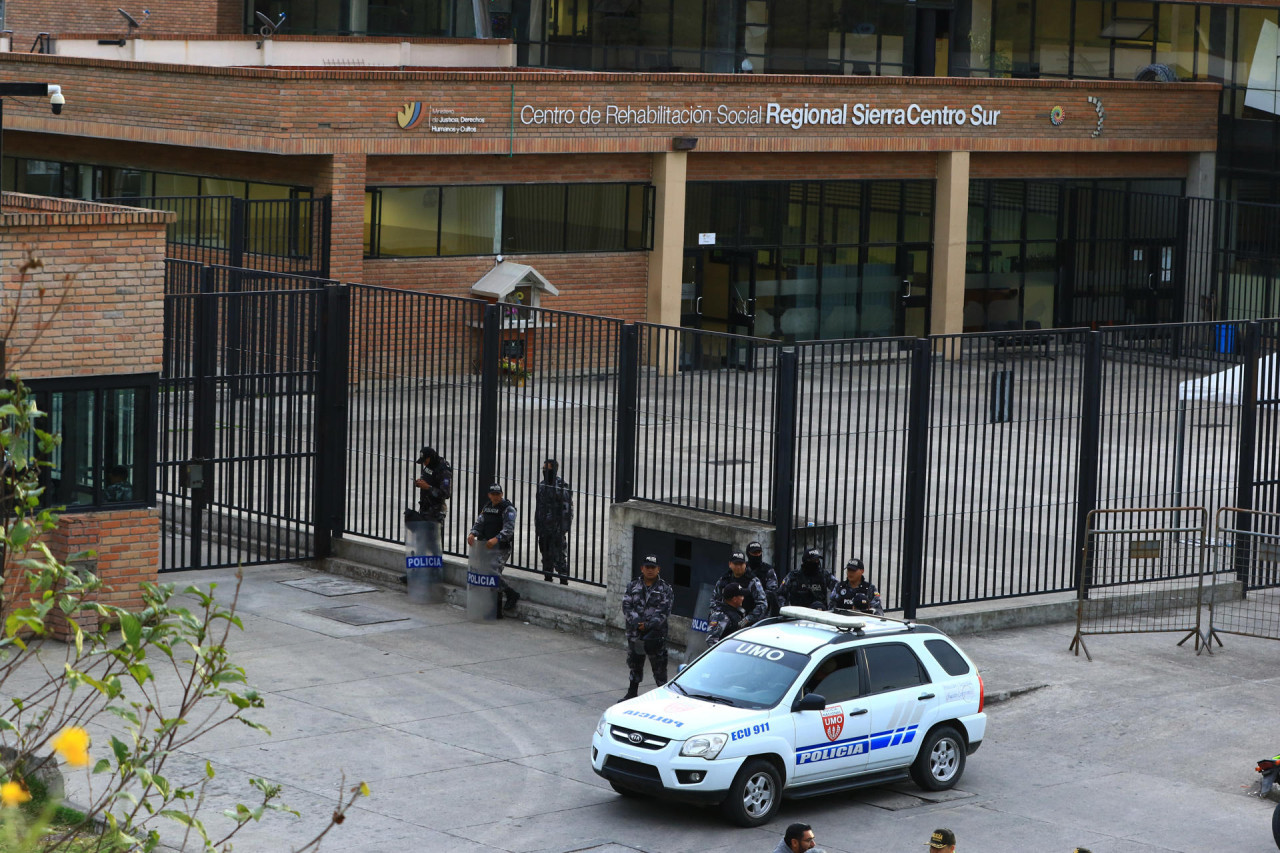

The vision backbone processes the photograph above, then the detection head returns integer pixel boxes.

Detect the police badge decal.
[822,706,844,741]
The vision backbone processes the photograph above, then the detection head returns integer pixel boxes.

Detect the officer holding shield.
[468,483,520,616]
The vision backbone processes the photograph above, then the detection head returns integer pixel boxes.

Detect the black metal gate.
[159,261,345,571]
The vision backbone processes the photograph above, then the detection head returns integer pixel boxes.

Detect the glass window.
[154,173,200,197]
[504,184,565,253]
[373,187,440,257]
[1035,0,1072,77]
[566,183,628,251]
[33,376,155,511]
[924,639,971,676]
[804,651,862,702]
[824,182,862,245]
[1073,0,1112,77]
[671,638,810,710]
[440,186,496,255]
[19,160,62,197]
[862,643,928,693]
[993,0,1033,76]
[109,168,150,198]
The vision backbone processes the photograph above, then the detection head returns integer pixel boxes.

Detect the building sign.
[517,101,1003,129]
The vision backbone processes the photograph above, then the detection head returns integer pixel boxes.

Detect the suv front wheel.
[721,758,782,827]
[910,725,966,791]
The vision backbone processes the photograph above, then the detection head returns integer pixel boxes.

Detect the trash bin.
[404,519,445,604]
[1217,323,1236,354]
[466,547,504,621]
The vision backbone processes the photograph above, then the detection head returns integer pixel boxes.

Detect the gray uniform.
[622,575,673,687]
[706,600,749,646]
[711,570,768,625]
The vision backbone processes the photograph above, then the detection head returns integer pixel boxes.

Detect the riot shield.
[467,545,505,621]
[404,519,444,604]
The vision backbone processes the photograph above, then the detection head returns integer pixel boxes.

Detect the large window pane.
[824,182,862,245]
[376,187,440,257]
[566,184,627,251]
[867,184,900,243]
[993,0,1033,76]
[48,390,95,507]
[440,186,498,255]
[1035,0,1073,76]
[1073,0,1112,77]
[819,246,861,338]
[504,184,565,253]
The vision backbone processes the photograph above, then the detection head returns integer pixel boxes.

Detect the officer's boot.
[622,681,639,701]
[653,667,668,688]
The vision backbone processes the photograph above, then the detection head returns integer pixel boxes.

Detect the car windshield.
[671,639,810,710]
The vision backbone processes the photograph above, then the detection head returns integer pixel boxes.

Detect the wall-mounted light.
[672,137,698,151]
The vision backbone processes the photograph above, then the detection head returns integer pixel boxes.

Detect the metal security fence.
[919,329,1088,608]
[159,265,338,571]
[1209,507,1280,644]
[1069,507,1210,660]
[105,195,331,277]
[790,337,915,611]
[156,262,1280,613]
[343,285,624,586]
[629,325,781,521]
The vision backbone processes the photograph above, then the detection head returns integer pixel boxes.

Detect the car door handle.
[847,708,868,716]
[917,693,935,701]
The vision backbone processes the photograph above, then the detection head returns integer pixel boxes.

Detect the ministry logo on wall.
[396,102,424,130]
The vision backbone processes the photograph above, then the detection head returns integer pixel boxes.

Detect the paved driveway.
[119,564,1280,853]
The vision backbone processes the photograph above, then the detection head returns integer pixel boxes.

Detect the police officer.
[745,540,779,616]
[402,445,452,584]
[706,582,750,646]
[829,558,884,615]
[467,483,520,616]
[710,551,767,626]
[621,554,673,700]
[778,548,836,611]
[534,458,573,585]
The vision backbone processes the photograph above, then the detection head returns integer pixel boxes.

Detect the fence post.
[188,265,219,572]
[900,338,932,620]
[1073,331,1102,593]
[228,198,246,270]
[477,303,501,497]
[318,197,332,279]
[772,347,799,579]
[614,323,640,503]
[1233,321,1261,583]
[313,284,350,558]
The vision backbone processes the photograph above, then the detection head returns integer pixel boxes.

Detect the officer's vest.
[477,499,513,540]
[789,572,827,607]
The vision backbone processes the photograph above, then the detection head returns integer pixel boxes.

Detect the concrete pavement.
[86,562,1280,852]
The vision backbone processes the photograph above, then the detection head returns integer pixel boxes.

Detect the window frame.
[858,642,931,696]
[364,181,655,259]
[27,373,158,512]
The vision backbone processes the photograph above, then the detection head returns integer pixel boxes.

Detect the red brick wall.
[38,509,161,631]
[970,152,1192,179]
[0,58,1221,157]
[0,194,168,378]
[3,0,239,43]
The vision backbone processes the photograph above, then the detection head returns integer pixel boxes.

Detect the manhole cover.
[282,577,380,597]
[303,605,410,626]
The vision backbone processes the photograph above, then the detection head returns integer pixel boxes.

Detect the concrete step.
[321,556,615,645]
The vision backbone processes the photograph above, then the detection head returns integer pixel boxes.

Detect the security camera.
[48,85,64,116]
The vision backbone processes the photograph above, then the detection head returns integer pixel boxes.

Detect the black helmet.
[845,558,865,574]
[802,548,822,565]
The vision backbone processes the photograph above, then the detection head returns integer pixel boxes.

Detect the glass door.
[1125,242,1177,324]
[898,245,933,337]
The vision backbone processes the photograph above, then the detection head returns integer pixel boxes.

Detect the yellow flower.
[52,727,91,766]
[1,780,32,808]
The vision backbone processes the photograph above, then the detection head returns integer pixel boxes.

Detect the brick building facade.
[0,192,169,630]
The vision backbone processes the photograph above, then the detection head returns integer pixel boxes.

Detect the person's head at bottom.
[927,828,956,852]
[784,822,816,852]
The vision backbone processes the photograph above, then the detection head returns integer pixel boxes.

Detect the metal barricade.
[1208,507,1280,644]
[1070,507,1210,660]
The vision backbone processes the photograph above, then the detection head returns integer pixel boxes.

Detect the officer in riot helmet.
[778,548,836,611]
[401,444,452,584]
[711,551,767,627]
[706,582,750,646]
[745,540,780,617]
[829,557,884,615]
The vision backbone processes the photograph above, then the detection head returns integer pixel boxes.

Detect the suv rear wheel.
[910,725,966,791]
[720,759,781,827]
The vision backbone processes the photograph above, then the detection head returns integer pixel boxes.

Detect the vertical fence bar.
[1234,321,1261,582]
[477,303,501,498]
[772,347,799,578]
[314,284,351,557]
[1074,331,1102,591]
[615,323,639,503]
[900,338,932,619]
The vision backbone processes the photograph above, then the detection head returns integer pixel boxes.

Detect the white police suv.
[592,606,986,826]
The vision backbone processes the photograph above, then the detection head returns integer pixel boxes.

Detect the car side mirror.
[791,692,826,712]
[677,663,687,673]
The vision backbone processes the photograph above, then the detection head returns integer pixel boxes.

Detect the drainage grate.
[282,577,380,597]
[303,605,410,626]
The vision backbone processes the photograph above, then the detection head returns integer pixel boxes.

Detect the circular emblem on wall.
[1049,106,1065,126]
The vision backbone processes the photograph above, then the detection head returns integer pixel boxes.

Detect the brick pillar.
[316,153,368,284]
[931,151,970,355]
[647,151,687,374]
